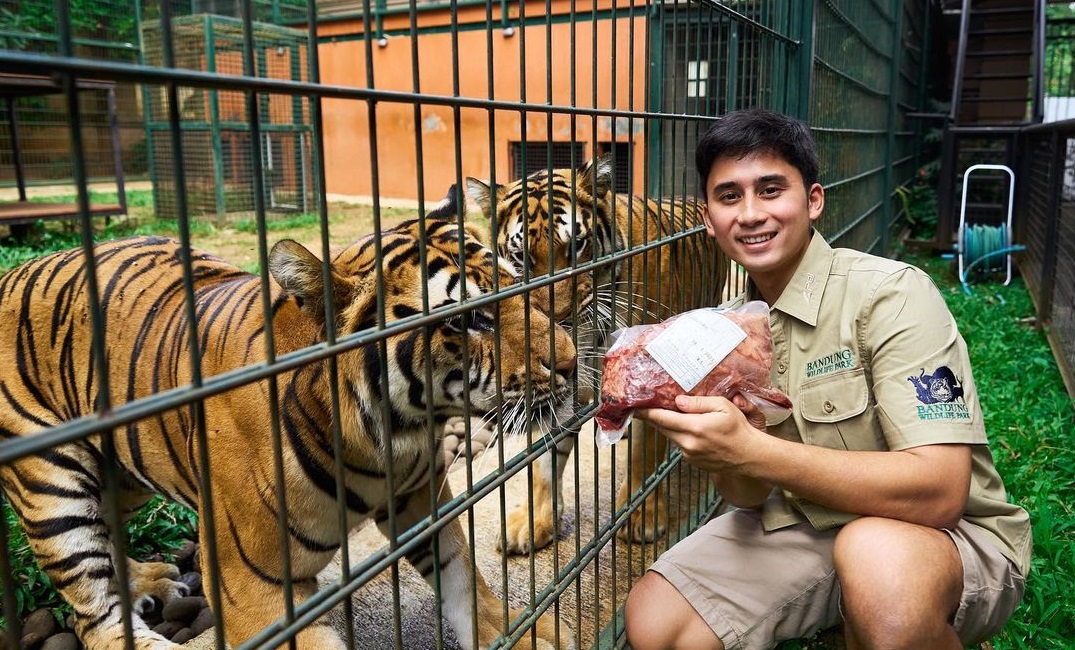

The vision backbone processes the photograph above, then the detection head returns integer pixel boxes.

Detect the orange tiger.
[463,154,728,552]
[0,211,576,649]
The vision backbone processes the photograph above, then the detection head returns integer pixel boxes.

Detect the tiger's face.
[269,217,577,438]
[465,156,617,329]
[458,158,723,555]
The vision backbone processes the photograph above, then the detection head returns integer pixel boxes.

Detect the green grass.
[910,254,1075,649]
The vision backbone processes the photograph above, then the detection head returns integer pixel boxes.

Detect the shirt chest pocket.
[797,367,881,450]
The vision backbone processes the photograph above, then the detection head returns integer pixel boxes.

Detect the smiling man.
[623,108,1031,650]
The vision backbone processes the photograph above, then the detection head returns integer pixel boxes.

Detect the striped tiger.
[0,212,576,649]
[463,154,727,553]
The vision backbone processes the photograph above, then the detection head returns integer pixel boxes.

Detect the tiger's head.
[267,208,577,442]
[464,154,620,330]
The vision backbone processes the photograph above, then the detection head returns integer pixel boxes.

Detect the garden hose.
[963,224,1009,273]
[958,223,1026,295]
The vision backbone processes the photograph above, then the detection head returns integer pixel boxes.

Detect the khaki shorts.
[649,508,1025,650]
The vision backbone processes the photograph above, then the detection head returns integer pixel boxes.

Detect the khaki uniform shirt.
[725,232,1032,577]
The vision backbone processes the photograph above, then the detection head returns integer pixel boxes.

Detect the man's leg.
[834,516,964,650]
[625,508,842,650]
[625,572,723,650]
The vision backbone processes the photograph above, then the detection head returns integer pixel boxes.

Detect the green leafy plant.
[896,162,941,240]
[2,496,197,627]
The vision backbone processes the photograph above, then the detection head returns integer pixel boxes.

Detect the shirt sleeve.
[864,267,988,449]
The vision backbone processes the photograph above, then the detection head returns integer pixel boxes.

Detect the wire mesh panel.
[0,1,933,649]
[140,11,313,222]
[0,0,144,238]
[1017,124,1075,397]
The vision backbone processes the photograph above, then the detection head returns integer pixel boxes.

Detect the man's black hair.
[695,108,820,194]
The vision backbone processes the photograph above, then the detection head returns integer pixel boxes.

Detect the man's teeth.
[741,234,774,244]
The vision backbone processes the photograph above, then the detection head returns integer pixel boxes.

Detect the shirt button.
[823,400,835,413]
[777,362,787,374]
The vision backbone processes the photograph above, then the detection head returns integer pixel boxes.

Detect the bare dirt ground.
[0,181,437,269]
[186,202,421,269]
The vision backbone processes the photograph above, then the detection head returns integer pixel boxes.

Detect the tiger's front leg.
[615,422,668,543]
[0,450,182,650]
[199,508,346,650]
[385,475,575,650]
[500,432,575,554]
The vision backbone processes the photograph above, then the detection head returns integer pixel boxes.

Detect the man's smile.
[740,233,777,245]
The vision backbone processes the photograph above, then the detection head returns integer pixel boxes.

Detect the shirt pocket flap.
[799,367,869,423]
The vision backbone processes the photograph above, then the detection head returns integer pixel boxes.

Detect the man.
[623,108,1031,650]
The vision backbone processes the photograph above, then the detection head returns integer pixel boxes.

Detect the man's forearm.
[711,472,773,508]
[745,436,971,528]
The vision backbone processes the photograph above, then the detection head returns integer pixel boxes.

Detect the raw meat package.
[594,301,793,445]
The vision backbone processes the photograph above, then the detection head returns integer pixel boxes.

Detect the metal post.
[6,99,27,203]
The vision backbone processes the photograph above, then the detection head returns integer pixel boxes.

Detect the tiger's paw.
[126,559,189,615]
[442,416,495,465]
[498,501,557,555]
[614,483,667,543]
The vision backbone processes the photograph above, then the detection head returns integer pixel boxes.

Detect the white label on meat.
[644,310,747,392]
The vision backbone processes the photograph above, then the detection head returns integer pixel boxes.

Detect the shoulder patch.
[908,366,971,420]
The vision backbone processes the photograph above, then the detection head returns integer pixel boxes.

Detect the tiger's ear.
[268,239,349,323]
[465,177,497,219]
[579,154,614,199]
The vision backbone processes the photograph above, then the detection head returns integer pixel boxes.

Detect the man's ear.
[808,182,825,223]
[702,204,717,237]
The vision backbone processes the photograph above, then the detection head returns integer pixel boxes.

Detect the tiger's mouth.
[477,387,575,439]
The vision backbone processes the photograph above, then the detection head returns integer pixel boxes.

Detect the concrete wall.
[316,1,650,203]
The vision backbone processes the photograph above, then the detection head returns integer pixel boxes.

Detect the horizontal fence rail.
[0,1,932,649]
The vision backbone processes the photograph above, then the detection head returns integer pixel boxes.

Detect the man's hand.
[636,393,775,507]
[635,393,767,473]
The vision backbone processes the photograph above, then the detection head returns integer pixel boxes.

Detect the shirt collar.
[759,230,832,327]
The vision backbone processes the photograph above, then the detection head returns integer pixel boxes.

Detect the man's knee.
[625,572,722,650]
[834,518,964,649]
[834,517,960,591]
[625,573,669,650]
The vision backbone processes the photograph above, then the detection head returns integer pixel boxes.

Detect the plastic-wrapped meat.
[594,302,792,441]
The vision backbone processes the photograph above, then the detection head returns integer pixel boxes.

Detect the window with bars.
[510,141,587,180]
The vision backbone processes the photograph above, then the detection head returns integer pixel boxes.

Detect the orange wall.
[317,2,650,203]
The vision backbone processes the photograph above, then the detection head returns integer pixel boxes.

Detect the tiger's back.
[612,192,726,326]
[0,237,273,504]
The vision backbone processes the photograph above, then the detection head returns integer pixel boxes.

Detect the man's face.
[702,150,824,298]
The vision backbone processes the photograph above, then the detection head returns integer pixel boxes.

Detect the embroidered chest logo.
[805,348,855,378]
[908,366,971,420]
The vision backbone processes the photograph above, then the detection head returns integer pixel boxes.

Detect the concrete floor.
[186,420,717,649]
